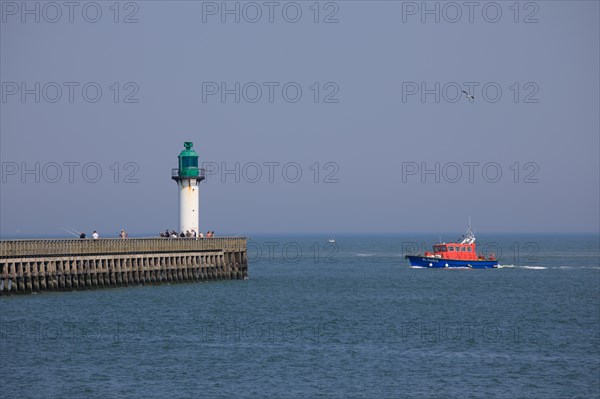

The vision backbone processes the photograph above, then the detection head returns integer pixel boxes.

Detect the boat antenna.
[460,218,476,244]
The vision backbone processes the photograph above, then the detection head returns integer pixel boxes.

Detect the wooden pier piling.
[0,237,247,295]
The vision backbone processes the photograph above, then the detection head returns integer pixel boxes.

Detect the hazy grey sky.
[1,1,598,236]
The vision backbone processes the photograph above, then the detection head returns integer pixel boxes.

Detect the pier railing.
[0,237,247,258]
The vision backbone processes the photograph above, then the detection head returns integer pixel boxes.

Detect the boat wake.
[356,253,376,257]
[498,264,547,270]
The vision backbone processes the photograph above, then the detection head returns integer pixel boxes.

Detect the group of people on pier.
[159,230,215,238]
[77,229,216,239]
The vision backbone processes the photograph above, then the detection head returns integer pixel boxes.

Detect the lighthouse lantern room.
[171,142,205,235]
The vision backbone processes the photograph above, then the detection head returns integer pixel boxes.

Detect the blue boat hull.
[405,255,498,269]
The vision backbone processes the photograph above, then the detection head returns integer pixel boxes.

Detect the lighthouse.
[171,142,205,235]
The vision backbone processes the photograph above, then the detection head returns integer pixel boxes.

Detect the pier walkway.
[0,237,248,295]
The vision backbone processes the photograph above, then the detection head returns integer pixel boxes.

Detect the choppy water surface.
[1,233,599,398]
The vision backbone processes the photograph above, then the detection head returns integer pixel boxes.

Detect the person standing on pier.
[92,231,99,239]
[79,232,86,239]
[120,229,128,239]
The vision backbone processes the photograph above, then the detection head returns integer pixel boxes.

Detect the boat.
[404,225,498,269]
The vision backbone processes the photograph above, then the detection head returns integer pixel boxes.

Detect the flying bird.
[462,90,475,101]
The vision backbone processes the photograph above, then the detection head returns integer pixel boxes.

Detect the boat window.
[461,247,466,251]
[449,246,454,251]
[467,247,472,252]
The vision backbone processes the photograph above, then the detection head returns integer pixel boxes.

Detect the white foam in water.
[498,264,516,268]
[356,253,375,257]
[498,264,547,269]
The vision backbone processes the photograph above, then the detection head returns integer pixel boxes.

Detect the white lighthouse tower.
[171,142,205,235]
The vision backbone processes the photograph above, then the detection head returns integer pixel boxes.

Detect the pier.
[0,237,248,295]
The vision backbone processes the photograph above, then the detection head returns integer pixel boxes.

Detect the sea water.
[0,233,598,398]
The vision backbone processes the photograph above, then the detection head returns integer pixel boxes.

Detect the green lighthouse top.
[172,141,205,181]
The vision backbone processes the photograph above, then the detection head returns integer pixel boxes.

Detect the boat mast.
[460,217,476,244]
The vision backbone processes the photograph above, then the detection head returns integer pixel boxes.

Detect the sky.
[0,0,599,236]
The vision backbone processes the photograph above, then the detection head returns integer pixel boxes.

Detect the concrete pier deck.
[0,237,247,295]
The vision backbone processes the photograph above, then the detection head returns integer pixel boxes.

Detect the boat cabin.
[419,225,496,262]
[425,242,479,260]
